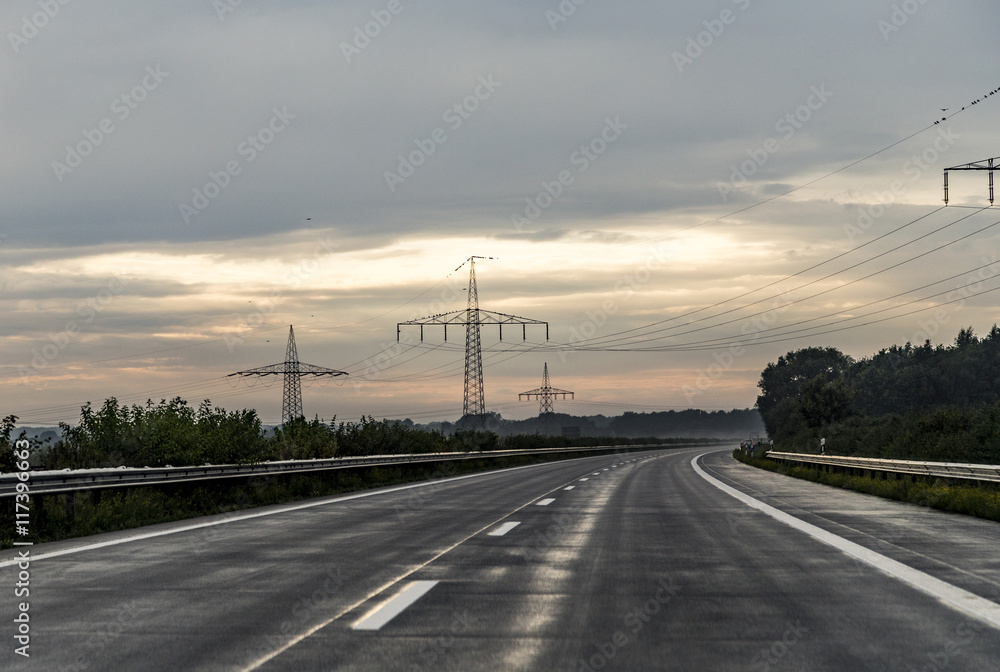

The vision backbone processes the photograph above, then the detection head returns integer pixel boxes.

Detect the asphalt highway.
[2,446,1000,671]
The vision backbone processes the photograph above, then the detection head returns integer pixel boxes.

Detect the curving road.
[2,446,1000,671]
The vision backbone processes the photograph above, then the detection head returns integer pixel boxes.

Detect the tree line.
[756,326,1000,462]
[3,397,684,471]
[449,408,763,439]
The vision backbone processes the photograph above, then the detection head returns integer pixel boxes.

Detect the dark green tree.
[756,347,852,439]
[797,375,854,430]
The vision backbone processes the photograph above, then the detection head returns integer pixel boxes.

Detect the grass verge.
[732,450,1000,523]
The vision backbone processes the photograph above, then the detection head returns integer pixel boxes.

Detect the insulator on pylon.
[395,257,552,428]
[227,325,347,425]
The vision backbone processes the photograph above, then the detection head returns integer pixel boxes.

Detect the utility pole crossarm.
[518,363,574,415]
[945,158,1000,171]
[518,388,574,399]
[394,256,556,427]
[398,309,547,327]
[227,362,348,377]
[943,157,997,205]
[227,325,347,425]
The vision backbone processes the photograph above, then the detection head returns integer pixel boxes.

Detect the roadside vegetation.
[754,326,1000,463]
[1,398,722,547]
[739,325,1000,521]
[24,397,709,470]
[733,449,1000,523]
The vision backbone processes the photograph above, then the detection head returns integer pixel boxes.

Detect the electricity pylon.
[227,325,347,425]
[519,362,574,415]
[944,157,997,205]
[397,257,549,428]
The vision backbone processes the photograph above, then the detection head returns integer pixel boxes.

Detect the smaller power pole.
[519,363,574,415]
[228,325,348,425]
[944,157,997,205]
[398,257,549,429]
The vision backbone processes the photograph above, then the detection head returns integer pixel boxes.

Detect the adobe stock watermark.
[351,331,416,394]
[391,462,461,521]
[750,619,808,671]
[212,0,245,21]
[178,106,295,224]
[899,255,1000,346]
[341,0,408,63]
[353,276,466,391]
[511,116,628,231]
[383,75,501,192]
[57,600,143,672]
[717,84,833,202]
[683,293,794,403]
[673,0,751,73]
[401,610,478,672]
[558,245,669,363]
[8,0,73,54]
[224,234,337,352]
[52,65,170,183]
[242,562,346,664]
[878,0,933,42]
[545,0,589,31]
[844,126,958,244]
[18,273,130,383]
[192,473,277,553]
[577,577,681,672]
[520,512,573,564]
[903,620,984,672]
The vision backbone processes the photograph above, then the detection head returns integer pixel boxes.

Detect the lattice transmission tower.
[227,325,347,425]
[944,157,997,205]
[519,362,574,415]
[397,257,549,428]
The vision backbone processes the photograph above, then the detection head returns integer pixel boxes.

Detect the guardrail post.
[34,493,46,534]
[64,491,75,521]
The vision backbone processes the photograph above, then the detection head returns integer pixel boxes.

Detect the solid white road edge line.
[353,581,439,631]
[488,521,521,537]
[691,453,1000,631]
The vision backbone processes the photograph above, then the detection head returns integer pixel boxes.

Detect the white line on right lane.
[692,453,1000,632]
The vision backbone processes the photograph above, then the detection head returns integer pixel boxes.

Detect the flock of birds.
[934,86,1000,124]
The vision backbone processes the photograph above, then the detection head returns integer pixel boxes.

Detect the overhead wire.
[9,86,998,422]
[548,209,997,351]
[549,205,970,350]
[621,256,1000,352]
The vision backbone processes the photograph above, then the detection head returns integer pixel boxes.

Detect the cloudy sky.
[2,0,999,426]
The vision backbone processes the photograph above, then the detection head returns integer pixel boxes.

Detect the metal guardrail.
[765,451,1000,484]
[0,444,667,498]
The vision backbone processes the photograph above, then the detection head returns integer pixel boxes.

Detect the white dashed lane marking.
[488,522,521,537]
[353,581,439,631]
